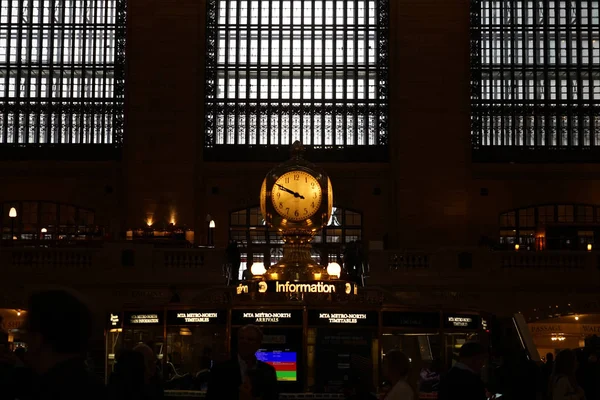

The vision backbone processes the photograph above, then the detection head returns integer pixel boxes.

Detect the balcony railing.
[1,244,598,288]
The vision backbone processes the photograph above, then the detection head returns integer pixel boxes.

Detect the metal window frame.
[0,0,126,160]
[471,0,600,162]
[204,0,389,162]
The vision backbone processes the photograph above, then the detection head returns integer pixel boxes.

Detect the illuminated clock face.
[271,170,322,222]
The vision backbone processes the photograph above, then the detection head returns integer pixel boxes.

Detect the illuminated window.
[204,0,389,161]
[1,201,97,239]
[0,0,126,150]
[472,1,600,161]
[499,203,600,250]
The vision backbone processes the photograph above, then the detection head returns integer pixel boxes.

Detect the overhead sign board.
[166,310,226,325]
[236,281,358,295]
[308,310,378,326]
[443,314,480,330]
[231,309,303,326]
[124,311,162,325]
[382,311,440,329]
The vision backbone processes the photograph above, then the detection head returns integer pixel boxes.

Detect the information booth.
[307,309,379,393]
[381,310,442,397]
[230,308,304,393]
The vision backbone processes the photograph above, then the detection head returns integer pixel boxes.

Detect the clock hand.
[275,184,305,199]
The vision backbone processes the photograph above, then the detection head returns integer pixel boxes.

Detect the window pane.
[472,0,600,158]
[206,0,389,154]
[0,0,125,145]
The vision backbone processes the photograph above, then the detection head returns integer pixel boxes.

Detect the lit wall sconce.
[9,207,17,240]
[514,244,520,251]
[587,244,592,251]
[208,219,216,246]
[575,316,579,321]
[41,228,47,233]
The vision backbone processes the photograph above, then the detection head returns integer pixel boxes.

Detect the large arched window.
[229,205,362,279]
[1,201,97,240]
[499,203,600,250]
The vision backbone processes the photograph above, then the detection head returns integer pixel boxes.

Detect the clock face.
[271,170,322,222]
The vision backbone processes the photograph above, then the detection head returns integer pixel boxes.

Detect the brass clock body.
[258,141,334,281]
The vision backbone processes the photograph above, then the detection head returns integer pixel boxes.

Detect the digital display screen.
[256,350,297,382]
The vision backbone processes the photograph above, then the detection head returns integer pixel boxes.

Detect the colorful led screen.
[256,350,297,382]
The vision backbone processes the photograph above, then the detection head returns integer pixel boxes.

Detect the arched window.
[499,203,600,250]
[1,201,97,240]
[229,205,362,279]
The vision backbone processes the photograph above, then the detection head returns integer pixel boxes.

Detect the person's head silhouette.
[23,289,92,373]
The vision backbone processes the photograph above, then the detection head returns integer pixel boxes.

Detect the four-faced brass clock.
[257,141,334,281]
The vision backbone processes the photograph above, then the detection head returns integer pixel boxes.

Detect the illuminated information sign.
[167,310,226,325]
[231,310,303,326]
[124,311,162,325]
[308,310,378,326]
[236,281,358,295]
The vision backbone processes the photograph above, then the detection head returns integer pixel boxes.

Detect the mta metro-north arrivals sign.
[231,309,304,326]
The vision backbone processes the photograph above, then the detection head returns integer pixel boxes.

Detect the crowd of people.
[2,289,600,400]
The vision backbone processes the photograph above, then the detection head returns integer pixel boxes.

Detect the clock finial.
[290,141,305,159]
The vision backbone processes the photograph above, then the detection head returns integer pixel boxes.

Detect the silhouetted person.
[134,343,164,399]
[107,350,146,400]
[22,289,105,400]
[226,240,242,282]
[207,325,278,400]
[542,353,555,399]
[583,353,600,400]
[383,349,415,400]
[438,342,487,400]
[550,349,585,400]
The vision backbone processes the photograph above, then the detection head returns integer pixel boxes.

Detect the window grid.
[471,0,600,161]
[0,0,126,146]
[205,0,389,160]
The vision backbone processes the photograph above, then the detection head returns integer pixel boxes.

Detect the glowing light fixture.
[251,262,266,276]
[327,262,341,278]
[575,316,579,321]
[209,220,216,228]
[514,244,520,251]
[9,207,17,218]
[588,244,592,251]
[41,228,47,233]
